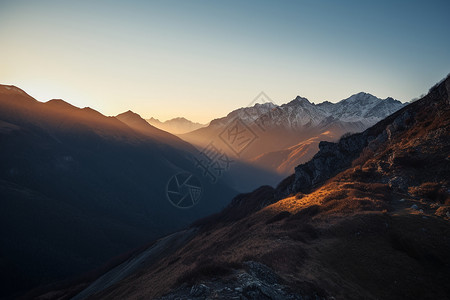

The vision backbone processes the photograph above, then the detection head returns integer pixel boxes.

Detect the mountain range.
[0,85,237,298]
[146,117,207,135]
[2,78,448,299]
[181,92,405,174]
[57,75,450,300]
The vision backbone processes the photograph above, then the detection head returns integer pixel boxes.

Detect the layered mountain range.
[3,77,448,300]
[0,85,238,298]
[59,76,450,300]
[146,117,206,135]
[181,92,405,174]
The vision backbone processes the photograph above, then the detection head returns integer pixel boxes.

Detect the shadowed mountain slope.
[68,76,449,300]
[0,85,237,298]
[251,130,338,175]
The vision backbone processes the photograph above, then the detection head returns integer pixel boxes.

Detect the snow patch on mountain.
[216,92,405,131]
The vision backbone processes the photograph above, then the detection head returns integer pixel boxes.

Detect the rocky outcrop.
[157,261,327,300]
[274,129,376,197]
[291,134,368,193]
[277,74,450,198]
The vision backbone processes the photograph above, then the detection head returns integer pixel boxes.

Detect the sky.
[1,0,449,123]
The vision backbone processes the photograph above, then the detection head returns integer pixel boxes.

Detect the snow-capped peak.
[213,92,405,131]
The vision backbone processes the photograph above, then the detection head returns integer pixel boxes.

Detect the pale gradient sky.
[1,0,449,123]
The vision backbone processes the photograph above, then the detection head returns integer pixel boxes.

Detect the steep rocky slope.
[251,131,338,175]
[69,76,449,300]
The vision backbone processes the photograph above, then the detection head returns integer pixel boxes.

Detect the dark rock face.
[291,135,368,193]
[157,261,327,300]
[273,130,371,198]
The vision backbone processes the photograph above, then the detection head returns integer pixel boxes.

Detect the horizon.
[1,0,450,123]
[2,82,408,124]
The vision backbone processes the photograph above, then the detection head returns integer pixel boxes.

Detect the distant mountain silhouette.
[0,85,237,298]
[147,117,206,135]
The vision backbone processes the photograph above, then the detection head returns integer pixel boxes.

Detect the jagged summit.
[341,92,381,105]
[285,96,311,106]
[117,109,140,118]
[253,102,277,108]
[350,91,374,97]
[116,110,158,131]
